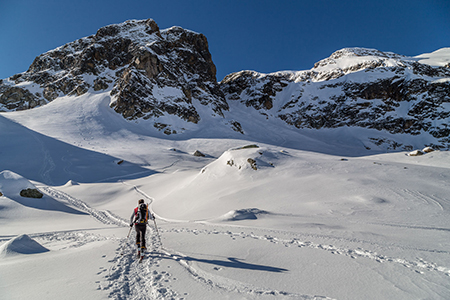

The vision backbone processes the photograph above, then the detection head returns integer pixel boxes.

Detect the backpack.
[136,203,148,224]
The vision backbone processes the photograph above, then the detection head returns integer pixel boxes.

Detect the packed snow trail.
[67,182,334,299]
[106,232,335,300]
[36,185,185,299]
[39,186,128,227]
[105,229,181,300]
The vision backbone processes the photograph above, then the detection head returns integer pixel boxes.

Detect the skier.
[130,199,152,259]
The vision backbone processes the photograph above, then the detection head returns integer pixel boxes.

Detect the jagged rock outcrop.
[110,24,228,123]
[1,20,450,150]
[0,19,227,130]
[220,48,450,149]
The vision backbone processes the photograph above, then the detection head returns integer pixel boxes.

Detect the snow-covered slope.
[1,88,449,299]
[221,47,450,151]
[0,19,450,300]
[414,48,450,67]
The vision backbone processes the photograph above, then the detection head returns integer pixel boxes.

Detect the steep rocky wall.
[0,19,227,128]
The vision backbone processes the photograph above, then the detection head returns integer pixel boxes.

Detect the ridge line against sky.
[0,0,449,81]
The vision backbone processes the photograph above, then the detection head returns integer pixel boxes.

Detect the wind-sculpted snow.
[0,234,49,257]
[216,208,271,221]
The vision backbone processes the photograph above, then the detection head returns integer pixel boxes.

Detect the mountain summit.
[0,19,227,129]
[1,19,449,150]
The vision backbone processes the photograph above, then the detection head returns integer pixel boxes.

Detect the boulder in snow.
[233,144,259,150]
[408,150,424,156]
[193,150,206,157]
[247,158,257,170]
[20,188,44,199]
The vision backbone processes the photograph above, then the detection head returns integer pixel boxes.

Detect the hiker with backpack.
[130,199,153,259]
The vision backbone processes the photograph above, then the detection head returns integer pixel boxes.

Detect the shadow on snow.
[160,252,288,273]
[0,115,156,186]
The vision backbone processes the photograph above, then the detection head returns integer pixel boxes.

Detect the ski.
[138,249,145,262]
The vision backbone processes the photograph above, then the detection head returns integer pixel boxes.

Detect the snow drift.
[0,234,49,258]
[0,170,39,198]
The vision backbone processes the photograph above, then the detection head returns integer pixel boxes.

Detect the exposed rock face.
[110,25,227,122]
[1,20,450,150]
[0,19,227,129]
[0,86,46,110]
[221,71,288,111]
[220,48,450,149]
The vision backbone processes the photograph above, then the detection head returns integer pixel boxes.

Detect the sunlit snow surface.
[0,88,449,300]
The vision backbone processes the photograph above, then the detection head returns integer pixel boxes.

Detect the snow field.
[1,86,450,299]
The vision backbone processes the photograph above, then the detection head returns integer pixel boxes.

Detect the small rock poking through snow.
[408,147,435,156]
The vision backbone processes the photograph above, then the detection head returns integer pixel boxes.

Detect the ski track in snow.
[105,232,182,300]
[401,189,447,211]
[35,231,112,250]
[39,186,128,227]
[24,185,449,299]
[41,182,333,299]
[105,232,334,300]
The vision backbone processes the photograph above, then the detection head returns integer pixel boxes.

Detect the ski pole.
[152,215,163,249]
[121,225,133,255]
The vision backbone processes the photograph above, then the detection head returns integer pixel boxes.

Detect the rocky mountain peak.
[1,20,450,151]
[309,47,407,81]
[0,19,227,132]
[220,48,450,150]
[326,47,404,60]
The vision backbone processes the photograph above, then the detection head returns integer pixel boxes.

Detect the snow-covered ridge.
[414,47,450,67]
[311,47,406,75]
[1,19,450,152]
[221,46,450,150]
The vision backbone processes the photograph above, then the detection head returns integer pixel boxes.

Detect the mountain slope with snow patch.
[0,19,449,300]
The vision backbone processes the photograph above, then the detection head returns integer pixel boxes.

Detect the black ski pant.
[135,223,146,249]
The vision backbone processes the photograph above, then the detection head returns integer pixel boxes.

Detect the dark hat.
[138,199,145,204]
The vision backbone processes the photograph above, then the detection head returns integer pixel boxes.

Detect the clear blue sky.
[1,0,449,81]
